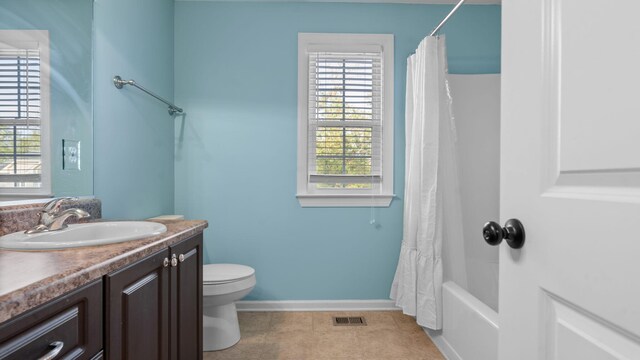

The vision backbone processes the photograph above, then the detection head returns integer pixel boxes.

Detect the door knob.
[483,219,525,249]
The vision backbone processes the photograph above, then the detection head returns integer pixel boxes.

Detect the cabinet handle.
[178,254,185,263]
[171,254,178,267]
[163,257,170,267]
[38,341,64,360]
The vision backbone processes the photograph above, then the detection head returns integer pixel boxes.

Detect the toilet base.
[203,302,241,351]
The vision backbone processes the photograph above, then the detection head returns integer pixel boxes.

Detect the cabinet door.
[106,249,170,360]
[169,234,203,360]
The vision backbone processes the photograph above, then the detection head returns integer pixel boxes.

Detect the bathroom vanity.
[0,219,207,360]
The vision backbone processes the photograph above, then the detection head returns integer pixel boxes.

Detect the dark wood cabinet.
[0,233,203,360]
[106,234,203,360]
[105,249,170,360]
[0,280,102,360]
[169,235,203,360]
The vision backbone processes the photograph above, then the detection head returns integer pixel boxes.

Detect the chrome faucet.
[25,197,91,234]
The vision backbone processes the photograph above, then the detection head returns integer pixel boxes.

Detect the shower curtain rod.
[430,0,467,36]
[113,75,184,116]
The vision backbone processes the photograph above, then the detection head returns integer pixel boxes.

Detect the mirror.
[0,0,93,202]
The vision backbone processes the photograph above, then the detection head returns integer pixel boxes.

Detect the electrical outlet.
[63,139,80,171]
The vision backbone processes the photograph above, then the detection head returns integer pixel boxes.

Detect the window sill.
[296,194,395,207]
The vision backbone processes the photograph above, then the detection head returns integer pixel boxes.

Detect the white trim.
[297,33,394,208]
[0,30,51,198]
[424,328,460,360]
[296,193,394,207]
[236,299,400,312]
[176,0,500,4]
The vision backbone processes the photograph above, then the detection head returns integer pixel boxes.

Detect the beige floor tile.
[404,332,446,360]
[202,351,219,360]
[240,330,268,344]
[391,311,425,334]
[270,311,314,333]
[356,328,421,359]
[202,347,241,360]
[203,342,266,360]
[239,311,272,332]
[358,311,399,332]
[264,330,314,359]
[311,330,363,359]
[208,311,444,360]
[204,329,270,360]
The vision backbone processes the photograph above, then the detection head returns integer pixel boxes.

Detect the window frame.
[297,33,394,207]
[0,30,51,198]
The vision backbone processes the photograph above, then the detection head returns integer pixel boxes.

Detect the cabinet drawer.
[0,280,102,360]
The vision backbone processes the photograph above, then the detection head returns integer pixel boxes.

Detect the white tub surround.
[426,282,499,360]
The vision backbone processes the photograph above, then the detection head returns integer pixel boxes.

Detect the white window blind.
[307,50,383,188]
[0,47,43,188]
[297,33,393,207]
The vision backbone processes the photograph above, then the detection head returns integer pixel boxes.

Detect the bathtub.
[425,281,499,360]
[423,74,500,360]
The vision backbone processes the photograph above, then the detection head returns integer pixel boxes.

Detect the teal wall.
[175,2,501,300]
[0,0,93,197]
[94,0,175,219]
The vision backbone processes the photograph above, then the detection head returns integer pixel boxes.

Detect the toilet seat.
[203,276,256,296]
[203,264,256,296]
[203,264,255,285]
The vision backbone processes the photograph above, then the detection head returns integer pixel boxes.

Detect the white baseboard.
[236,299,400,312]
[424,328,461,360]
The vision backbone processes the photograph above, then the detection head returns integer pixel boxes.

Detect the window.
[0,30,51,197]
[297,33,394,207]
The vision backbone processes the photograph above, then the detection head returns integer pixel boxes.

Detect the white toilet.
[202,264,256,351]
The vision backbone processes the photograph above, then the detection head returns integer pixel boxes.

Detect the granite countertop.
[0,219,208,324]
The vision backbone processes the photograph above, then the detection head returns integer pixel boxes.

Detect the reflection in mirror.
[0,0,93,202]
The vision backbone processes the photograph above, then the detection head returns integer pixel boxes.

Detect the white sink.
[0,221,167,251]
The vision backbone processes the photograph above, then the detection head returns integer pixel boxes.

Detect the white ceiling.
[174,0,501,4]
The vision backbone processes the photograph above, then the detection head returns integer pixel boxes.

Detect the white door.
[500,0,640,359]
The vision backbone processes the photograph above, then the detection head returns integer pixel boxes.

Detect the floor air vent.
[332,316,367,326]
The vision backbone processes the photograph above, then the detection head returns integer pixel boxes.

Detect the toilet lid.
[203,264,255,284]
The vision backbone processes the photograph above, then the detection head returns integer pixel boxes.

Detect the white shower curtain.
[390,36,466,330]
